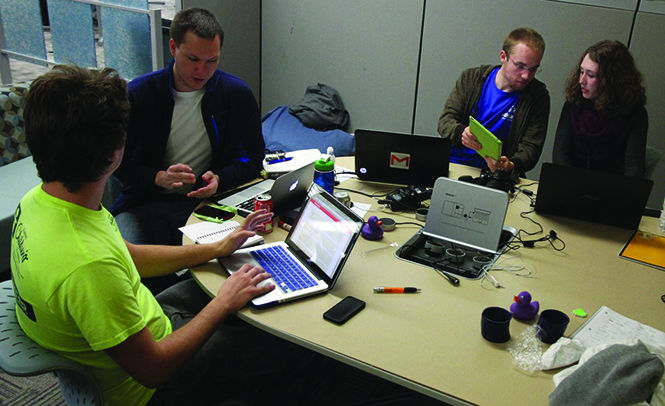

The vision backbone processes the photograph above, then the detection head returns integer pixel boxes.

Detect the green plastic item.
[469,115,502,161]
[573,308,587,318]
[192,203,238,224]
[315,159,334,171]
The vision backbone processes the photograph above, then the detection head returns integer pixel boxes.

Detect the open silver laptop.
[218,184,364,308]
[396,176,516,279]
[217,162,316,216]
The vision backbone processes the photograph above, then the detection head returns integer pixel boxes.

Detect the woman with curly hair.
[553,40,647,177]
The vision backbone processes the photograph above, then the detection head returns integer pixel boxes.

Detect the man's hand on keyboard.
[215,210,274,257]
[215,264,274,312]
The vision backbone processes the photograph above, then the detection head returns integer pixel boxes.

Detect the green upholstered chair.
[0,83,31,167]
[0,280,104,406]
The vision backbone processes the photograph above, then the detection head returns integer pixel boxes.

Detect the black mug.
[536,309,570,344]
[481,306,512,343]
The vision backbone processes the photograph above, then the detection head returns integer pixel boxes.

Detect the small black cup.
[481,306,512,343]
[536,309,570,344]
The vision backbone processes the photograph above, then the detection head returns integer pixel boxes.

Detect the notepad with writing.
[179,221,264,247]
[572,305,665,348]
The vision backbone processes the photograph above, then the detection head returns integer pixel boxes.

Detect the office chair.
[0,280,104,406]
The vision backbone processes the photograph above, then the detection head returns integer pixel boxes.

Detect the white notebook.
[179,221,264,247]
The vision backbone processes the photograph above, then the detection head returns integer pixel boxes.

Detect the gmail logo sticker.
[390,152,410,170]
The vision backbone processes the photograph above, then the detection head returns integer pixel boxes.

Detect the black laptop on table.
[354,130,451,187]
[534,163,653,229]
[218,184,364,308]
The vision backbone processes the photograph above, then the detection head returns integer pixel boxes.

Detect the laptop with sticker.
[354,130,450,187]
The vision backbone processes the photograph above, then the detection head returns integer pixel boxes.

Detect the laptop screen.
[535,163,653,229]
[424,176,509,253]
[287,187,362,281]
[354,129,450,187]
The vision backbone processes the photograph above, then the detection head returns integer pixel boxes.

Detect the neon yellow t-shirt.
[10,185,172,406]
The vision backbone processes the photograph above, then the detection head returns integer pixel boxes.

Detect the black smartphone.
[323,296,365,325]
[193,205,235,221]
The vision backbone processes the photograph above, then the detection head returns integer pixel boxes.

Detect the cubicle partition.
[259,0,665,209]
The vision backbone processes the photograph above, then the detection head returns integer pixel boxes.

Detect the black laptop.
[534,163,653,229]
[354,130,450,187]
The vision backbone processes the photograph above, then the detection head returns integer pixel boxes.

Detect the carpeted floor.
[0,370,65,405]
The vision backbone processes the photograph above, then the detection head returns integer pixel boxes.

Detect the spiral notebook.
[179,220,264,247]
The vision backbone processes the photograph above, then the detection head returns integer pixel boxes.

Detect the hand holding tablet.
[469,116,502,161]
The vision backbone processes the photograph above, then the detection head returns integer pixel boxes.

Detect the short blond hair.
[502,27,545,57]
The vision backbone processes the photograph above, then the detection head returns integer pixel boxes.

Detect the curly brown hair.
[564,40,645,115]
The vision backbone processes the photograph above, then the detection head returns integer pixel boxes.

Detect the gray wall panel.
[630,12,665,209]
[261,0,423,132]
[415,0,633,180]
[183,0,261,101]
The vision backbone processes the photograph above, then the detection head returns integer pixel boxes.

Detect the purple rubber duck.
[510,291,539,321]
[361,216,384,240]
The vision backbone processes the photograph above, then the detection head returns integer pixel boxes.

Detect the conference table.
[187,157,665,406]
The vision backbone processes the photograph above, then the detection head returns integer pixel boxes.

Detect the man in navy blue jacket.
[112,8,264,290]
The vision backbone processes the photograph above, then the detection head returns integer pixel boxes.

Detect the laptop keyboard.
[237,198,254,211]
[234,198,255,217]
[251,246,317,293]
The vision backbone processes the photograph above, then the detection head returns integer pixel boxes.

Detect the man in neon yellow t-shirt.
[12,64,417,406]
[9,65,280,405]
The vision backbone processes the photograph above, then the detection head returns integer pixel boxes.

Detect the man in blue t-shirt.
[438,27,550,175]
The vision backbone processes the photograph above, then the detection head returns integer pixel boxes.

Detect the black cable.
[510,229,566,252]
[518,181,538,189]
[518,209,543,236]
[394,222,425,229]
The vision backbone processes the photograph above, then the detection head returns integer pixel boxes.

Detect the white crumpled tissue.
[540,337,586,370]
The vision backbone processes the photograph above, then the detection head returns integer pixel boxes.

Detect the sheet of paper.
[351,202,371,219]
[571,305,665,348]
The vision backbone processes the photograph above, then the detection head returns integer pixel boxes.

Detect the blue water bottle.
[314,147,335,194]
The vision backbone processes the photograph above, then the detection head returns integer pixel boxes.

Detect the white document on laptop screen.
[289,196,356,278]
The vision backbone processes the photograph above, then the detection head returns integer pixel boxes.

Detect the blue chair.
[0,280,104,405]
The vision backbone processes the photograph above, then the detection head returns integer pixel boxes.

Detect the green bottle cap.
[315,158,334,171]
